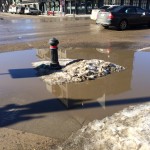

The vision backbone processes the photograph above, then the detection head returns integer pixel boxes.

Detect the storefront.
[5,0,150,14]
[46,0,150,14]
[63,0,101,14]
[45,0,99,14]
[46,0,60,11]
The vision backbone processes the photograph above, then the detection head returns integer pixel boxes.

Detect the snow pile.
[32,59,125,85]
[58,102,150,150]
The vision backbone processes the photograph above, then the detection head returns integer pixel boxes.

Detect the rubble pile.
[33,59,125,85]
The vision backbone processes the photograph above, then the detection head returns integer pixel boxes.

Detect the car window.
[106,6,119,11]
[110,6,124,12]
[136,7,145,14]
[125,7,136,14]
[32,8,37,10]
[100,6,110,9]
[30,8,36,10]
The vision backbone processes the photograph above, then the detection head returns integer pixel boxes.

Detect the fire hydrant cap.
[49,38,59,46]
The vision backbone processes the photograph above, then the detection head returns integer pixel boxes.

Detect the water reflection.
[89,24,101,34]
[45,72,132,109]
[131,50,150,96]
[36,47,135,108]
[36,48,50,60]
[10,19,38,31]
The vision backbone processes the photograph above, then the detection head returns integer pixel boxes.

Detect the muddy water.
[37,47,150,120]
[0,47,150,140]
[0,50,56,104]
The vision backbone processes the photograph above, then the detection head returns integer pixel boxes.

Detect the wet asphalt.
[0,12,150,142]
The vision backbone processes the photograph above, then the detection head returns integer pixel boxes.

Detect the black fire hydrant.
[49,38,61,69]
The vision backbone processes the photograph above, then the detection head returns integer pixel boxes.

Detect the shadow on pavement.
[0,68,37,78]
[0,96,150,127]
[9,68,37,78]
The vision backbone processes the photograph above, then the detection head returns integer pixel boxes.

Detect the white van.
[24,7,41,15]
[8,5,17,14]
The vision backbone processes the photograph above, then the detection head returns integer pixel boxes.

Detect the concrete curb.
[0,12,90,18]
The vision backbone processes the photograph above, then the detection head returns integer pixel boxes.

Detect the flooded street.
[0,13,150,145]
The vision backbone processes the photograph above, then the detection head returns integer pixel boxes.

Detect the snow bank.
[58,102,150,150]
[32,59,125,85]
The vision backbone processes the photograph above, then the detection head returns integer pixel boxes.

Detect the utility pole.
[112,0,116,4]
[60,0,65,16]
[60,0,62,14]
[75,0,76,14]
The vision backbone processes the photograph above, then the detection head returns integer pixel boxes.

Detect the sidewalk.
[39,12,90,18]
[0,12,90,19]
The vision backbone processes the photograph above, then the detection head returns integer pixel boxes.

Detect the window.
[136,7,145,14]
[133,0,139,6]
[125,7,136,14]
[114,0,121,5]
[140,0,147,9]
[112,5,124,12]
[124,0,130,5]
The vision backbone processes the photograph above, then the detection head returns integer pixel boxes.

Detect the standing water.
[0,47,150,140]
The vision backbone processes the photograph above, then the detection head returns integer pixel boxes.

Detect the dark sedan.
[96,5,150,30]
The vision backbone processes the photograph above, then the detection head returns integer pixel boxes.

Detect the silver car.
[96,5,150,30]
[96,5,119,24]
[91,5,118,20]
[24,7,41,15]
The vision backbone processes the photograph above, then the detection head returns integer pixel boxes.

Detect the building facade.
[46,0,150,14]
[1,0,150,14]
[0,0,21,12]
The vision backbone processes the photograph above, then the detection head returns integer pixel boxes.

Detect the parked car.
[96,5,119,23]
[96,5,150,30]
[8,5,17,14]
[90,9,100,20]
[24,7,42,15]
[90,5,119,20]
[16,6,25,14]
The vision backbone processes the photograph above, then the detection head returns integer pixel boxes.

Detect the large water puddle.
[36,47,150,111]
[0,47,150,139]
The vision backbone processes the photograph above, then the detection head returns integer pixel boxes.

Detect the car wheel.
[104,26,109,29]
[101,25,109,29]
[118,20,128,30]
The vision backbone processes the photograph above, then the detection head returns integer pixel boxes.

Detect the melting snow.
[32,59,125,85]
[58,102,150,150]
